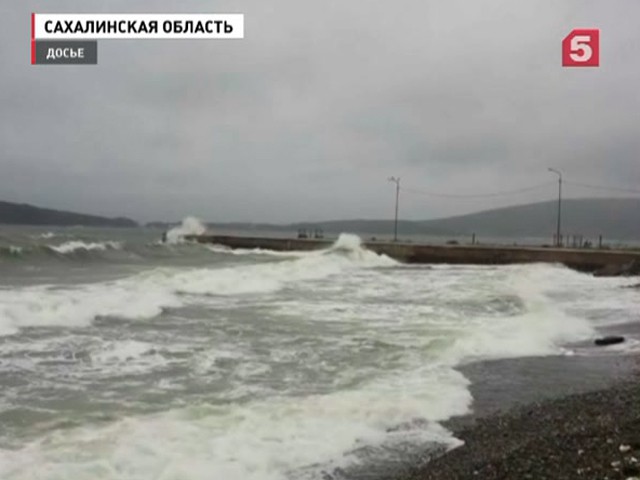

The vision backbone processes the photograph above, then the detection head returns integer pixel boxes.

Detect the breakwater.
[186,234,640,274]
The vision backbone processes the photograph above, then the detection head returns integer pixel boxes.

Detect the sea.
[0,219,638,480]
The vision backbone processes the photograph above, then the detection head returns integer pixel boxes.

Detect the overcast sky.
[1,1,639,223]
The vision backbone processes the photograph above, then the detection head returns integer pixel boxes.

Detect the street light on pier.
[548,168,562,247]
[388,176,400,242]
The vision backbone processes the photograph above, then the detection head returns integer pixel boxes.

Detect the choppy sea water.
[0,223,638,480]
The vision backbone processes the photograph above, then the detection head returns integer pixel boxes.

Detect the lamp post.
[388,176,400,242]
[548,168,562,247]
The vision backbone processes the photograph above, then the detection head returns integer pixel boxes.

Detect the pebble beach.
[401,355,640,480]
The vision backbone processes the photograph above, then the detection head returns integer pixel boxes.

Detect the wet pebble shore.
[400,379,640,480]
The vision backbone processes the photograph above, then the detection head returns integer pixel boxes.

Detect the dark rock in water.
[594,336,625,346]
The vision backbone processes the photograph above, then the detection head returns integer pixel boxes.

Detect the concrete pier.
[187,234,640,274]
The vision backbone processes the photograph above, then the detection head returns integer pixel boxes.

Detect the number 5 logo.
[562,29,599,67]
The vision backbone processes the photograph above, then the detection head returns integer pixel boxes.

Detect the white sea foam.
[0,366,468,480]
[271,262,597,366]
[437,266,594,363]
[206,244,310,258]
[90,340,155,364]
[324,233,397,265]
[207,233,396,265]
[87,340,169,375]
[49,241,122,254]
[175,236,393,298]
[174,250,390,297]
[166,216,207,244]
[0,321,18,336]
[0,235,394,335]
[0,278,180,334]
[2,251,639,479]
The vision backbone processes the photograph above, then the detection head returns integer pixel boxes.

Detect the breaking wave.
[208,233,397,265]
[2,232,633,480]
[0,238,207,263]
[0,234,394,335]
[36,232,57,239]
[165,216,207,244]
[0,246,23,257]
[440,265,595,364]
[0,259,619,480]
[48,240,123,254]
[323,233,395,264]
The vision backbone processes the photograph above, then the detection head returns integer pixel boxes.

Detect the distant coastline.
[0,200,137,227]
[171,197,640,242]
[3,197,640,240]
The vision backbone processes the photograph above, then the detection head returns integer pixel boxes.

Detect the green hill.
[209,198,640,241]
[413,198,639,238]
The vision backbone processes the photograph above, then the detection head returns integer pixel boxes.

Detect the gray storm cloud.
[1,0,638,223]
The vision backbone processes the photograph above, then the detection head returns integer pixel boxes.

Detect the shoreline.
[401,380,640,480]
[325,338,640,480]
[396,352,640,480]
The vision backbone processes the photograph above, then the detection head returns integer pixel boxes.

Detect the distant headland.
[3,197,640,240]
[0,200,137,227]
[165,198,640,242]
